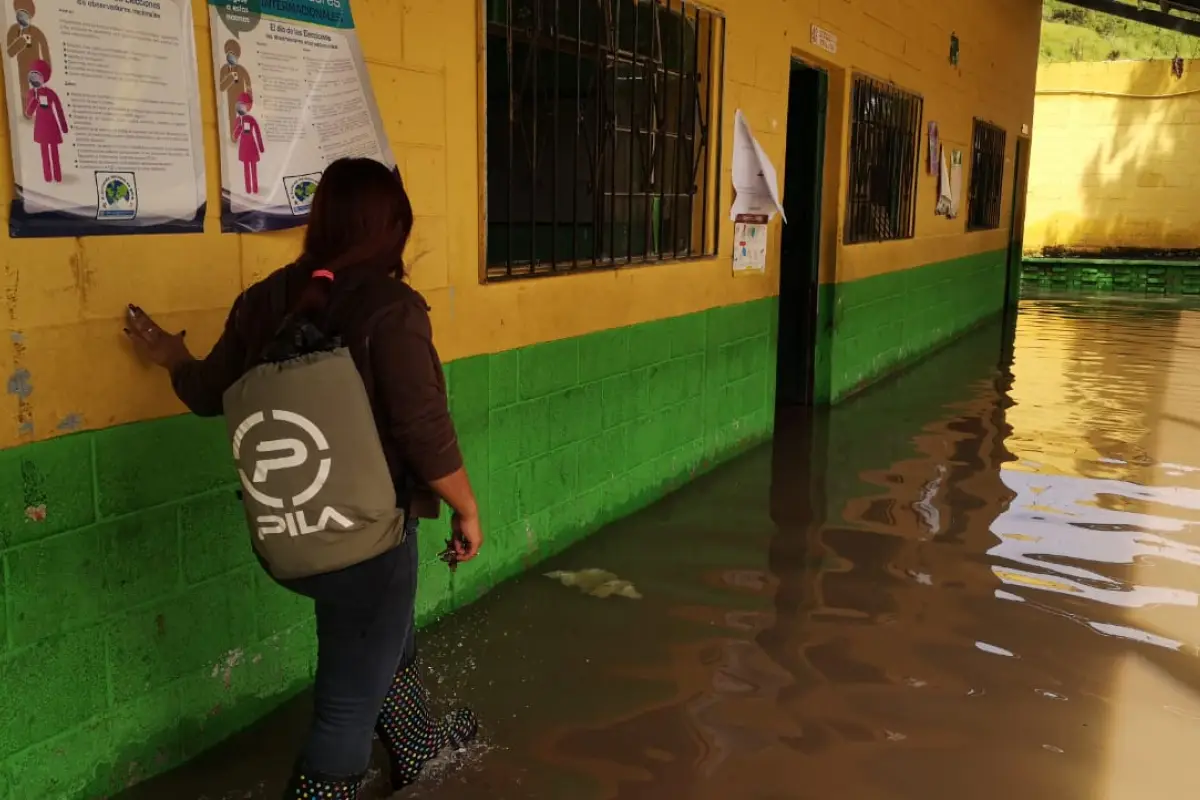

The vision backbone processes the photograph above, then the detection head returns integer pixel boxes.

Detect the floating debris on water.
[907,569,934,586]
[544,568,643,599]
[975,641,1016,658]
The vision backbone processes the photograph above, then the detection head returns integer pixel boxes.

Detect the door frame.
[776,57,828,408]
[1004,135,1032,315]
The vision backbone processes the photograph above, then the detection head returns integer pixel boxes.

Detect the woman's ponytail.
[289,267,336,318]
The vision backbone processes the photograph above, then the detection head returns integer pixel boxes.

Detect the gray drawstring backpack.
[222,274,406,580]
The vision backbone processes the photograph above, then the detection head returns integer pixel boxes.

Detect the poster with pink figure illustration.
[0,0,205,237]
[208,0,395,233]
[24,57,65,183]
[232,91,264,193]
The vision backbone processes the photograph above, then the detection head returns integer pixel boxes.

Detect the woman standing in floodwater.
[123,157,483,798]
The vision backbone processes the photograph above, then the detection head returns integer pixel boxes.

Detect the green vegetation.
[1041,0,1200,62]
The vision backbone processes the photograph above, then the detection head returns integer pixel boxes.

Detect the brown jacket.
[171,264,461,518]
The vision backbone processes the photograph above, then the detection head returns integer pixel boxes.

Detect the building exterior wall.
[814,1,1041,401]
[0,0,1041,796]
[1025,59,1200,258]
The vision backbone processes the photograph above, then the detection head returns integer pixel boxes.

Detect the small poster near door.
[936,146,952,215]
[733,214,768,273]
[927,122,939,175]
[949,149,964,219]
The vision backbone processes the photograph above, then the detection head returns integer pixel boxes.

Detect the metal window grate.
[844,75,922,245]
[967,119,1006,232]
[484,0,724,280]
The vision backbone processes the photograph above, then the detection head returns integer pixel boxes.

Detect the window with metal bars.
[844,75,922,245]
[484,0,724,280]
[967,119,1006,232]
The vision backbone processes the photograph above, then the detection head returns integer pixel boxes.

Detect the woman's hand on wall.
[124,304,193,372]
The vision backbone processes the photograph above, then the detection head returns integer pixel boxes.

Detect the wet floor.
[119,294,1200,799]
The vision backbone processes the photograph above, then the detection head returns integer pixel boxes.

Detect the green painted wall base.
[0,298,777,799]
[1021,258,1200,295]
[821,249,1009,403]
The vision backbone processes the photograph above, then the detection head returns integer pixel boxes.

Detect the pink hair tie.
[311,269,335,281]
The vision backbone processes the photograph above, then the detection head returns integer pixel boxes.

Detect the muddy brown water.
[118,295,1200,799]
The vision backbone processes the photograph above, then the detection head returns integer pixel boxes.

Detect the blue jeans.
[278,521,419,778]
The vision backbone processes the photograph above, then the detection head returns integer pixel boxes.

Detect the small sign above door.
[811,25,838,55]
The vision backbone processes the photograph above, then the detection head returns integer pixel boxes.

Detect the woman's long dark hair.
[291,157,415,316]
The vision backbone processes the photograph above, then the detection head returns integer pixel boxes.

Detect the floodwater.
[119,294,1200,800]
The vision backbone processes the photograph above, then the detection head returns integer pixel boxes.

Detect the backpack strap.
[321,265,397,328]
[359,299,415,518]
[362,301,402,351]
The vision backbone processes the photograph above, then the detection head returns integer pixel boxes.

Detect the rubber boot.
[283,766,362,799]
[374,658,479,790]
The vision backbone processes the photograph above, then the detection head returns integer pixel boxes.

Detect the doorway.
[776,60,828,408]
[1004,136,1032,316]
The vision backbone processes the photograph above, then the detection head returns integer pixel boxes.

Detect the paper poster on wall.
[731,110,785,222]
[935,146,951,215]
[733,214,768,273]
[0,0,206,237]
[949,149,963,219]
[209,0,395,233]
[927,122,939,175]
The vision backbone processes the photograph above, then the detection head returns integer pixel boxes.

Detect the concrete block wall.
[824,250,1009,402]
[0,0,783,454]
[0,416,317,798]
[1025,59,1200,255]
[0,0,1052,795]
[442,299,779,606]
[0,297,777,798]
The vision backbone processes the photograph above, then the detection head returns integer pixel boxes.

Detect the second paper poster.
[209,0,394,232]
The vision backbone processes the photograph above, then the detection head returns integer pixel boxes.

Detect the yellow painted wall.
[0,0,1041,450]
[1025,59,1200,255]
[814,0,1041,284]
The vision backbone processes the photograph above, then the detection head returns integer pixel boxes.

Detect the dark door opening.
[776,61,828,408]
[1004,136,1032,316]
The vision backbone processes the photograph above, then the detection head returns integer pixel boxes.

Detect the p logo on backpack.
[223,303,406,580]
[233,408,354,540]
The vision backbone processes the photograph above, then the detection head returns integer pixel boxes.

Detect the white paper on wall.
[949,149,963,219]
[927,121,939,175]
[730,110,786,222]
[936,147,952,216]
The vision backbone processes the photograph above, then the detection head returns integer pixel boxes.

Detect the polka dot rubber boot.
[374,659,479,790]
[283,768,362,799]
